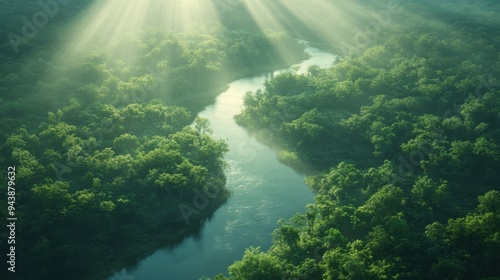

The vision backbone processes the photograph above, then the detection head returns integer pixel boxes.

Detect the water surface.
[112,46,338,280]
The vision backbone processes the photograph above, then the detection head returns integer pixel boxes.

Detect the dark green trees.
[213,1,500,279]
[1,100,230,279]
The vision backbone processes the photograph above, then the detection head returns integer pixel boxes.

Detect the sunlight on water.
[108,46,337,280]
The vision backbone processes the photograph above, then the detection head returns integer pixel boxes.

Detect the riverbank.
[96,192,229,280]
[111,45,337,280]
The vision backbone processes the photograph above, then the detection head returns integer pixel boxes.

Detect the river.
[110,46,338,280]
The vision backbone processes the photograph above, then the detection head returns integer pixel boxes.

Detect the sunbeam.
[229,0,385,55]
[62,0,220,57]
[67,0,150,53]
[3,1,500,280]
[58,0,395,63]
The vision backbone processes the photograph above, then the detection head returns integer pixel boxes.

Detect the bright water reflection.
[112,46,337,280]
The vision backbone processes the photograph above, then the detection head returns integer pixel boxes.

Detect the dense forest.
[1,0,500,279]
[0,1,308,279]
[208,0,500,279]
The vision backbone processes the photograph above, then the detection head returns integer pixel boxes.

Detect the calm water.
[110,46,337,280]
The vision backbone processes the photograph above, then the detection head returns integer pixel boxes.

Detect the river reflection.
[110,46,338,280]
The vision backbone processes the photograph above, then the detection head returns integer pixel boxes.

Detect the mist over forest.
[1,1,499,280]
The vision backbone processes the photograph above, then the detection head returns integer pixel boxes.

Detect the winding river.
[112,46,338,280]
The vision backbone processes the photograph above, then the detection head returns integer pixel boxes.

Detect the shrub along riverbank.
[0,2,308,278]
[211,1,500,279]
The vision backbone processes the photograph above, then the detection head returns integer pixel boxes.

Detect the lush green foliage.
[213,1,500,279]
[0,1,307,279]
[2,99,230,279]
[2,0,500,279]
[0,26,305,140]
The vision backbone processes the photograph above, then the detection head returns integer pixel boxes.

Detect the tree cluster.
[0,2,307,279]
[213,1,500,279]
[2,99,230,279]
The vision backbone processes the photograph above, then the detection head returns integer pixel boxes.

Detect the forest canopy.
[0,1,308,279]
[210,1,500,279]
[1,0,500,279]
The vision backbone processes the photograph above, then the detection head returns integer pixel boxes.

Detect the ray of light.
[154,0,220,31]
[237,0,308,64]
[49,0,416,89]
[65,0,151,54]
[231,0,386,60]
[241,0,286,31]
[276,0,363,43]
[59,0,400,62]
[61,0,221,58]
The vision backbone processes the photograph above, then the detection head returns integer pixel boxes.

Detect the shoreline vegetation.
[210,1,500,279]
[1,0,499,280]
[0,2,309,278]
